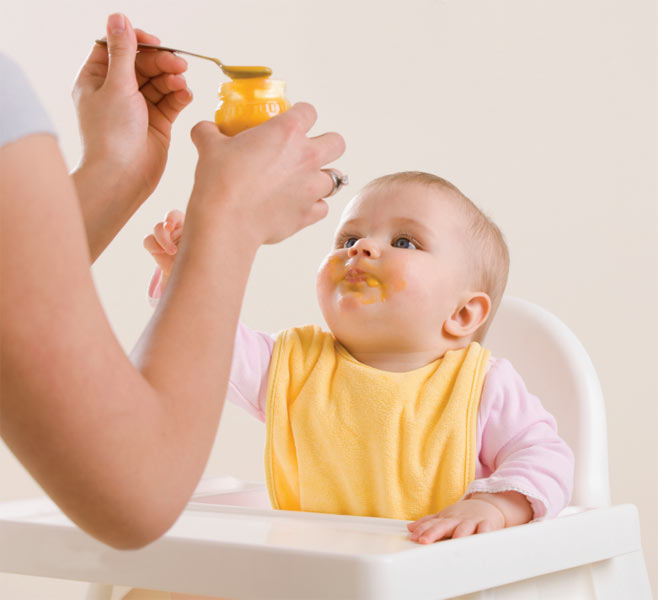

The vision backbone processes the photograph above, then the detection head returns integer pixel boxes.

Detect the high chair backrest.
[483,296,611,508]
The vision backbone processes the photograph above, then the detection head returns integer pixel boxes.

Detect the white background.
[1,0,656,597]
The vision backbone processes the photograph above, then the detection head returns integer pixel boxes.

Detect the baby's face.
[316,181,473,356]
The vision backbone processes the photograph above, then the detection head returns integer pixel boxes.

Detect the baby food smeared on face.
[325,256,406,305]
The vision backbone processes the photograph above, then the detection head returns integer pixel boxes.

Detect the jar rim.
[219,78,285,90]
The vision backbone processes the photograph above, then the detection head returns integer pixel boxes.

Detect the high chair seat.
[0,297,652,599]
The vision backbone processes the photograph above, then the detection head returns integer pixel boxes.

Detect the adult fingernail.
[109,13,125,35]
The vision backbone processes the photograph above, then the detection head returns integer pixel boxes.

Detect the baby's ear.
[443,293,491,339]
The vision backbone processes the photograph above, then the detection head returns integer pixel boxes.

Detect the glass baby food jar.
[215,77,290,136]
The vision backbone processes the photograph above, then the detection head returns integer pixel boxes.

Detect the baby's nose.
[348,238,379,258]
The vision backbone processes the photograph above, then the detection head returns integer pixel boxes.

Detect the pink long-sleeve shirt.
[229,322,574,519]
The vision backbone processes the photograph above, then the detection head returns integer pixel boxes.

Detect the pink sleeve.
[147,266,163,308]
[226,322,274,422]
[467,358,575,519]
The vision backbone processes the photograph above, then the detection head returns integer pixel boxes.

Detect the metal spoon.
[94,39,272,79]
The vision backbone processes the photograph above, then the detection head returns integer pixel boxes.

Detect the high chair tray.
[0,477,648,599]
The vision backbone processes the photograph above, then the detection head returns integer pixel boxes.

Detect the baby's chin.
[318,286,413,342]
[324,298,396,338]
[329,289,391,316]
[330,323,429,364]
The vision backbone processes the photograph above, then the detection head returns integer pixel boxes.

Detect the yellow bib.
[265,325,490,521]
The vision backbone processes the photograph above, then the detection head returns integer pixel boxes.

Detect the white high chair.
[0,296,651,599]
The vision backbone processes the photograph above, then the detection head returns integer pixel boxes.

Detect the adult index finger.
[310,131,346,168]
[276,102,318,135]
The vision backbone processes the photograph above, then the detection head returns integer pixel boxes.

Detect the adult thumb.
[190,121,227,152]
[105,13,137,89]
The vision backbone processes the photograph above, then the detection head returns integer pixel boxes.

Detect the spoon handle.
[94,39,223,68]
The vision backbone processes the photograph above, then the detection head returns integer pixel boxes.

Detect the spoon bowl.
[94,40,272,79]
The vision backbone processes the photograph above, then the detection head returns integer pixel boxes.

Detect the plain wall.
[1,0,656,597]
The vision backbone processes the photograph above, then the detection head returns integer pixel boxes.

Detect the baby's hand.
[407,497,505,544]
[143,209,185,301]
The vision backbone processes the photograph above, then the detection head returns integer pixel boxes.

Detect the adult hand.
[186,102,346,248]
[71,13,193,260]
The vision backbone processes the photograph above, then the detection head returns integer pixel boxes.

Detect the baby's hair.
[363,171,510,342]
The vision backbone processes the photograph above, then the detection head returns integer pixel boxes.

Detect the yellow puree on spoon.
[222,65,272,79]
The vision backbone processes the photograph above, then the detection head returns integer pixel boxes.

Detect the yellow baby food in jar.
[215,77,290,136]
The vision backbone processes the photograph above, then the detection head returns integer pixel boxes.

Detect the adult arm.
[148,264,275,422]
[0,104,344,549]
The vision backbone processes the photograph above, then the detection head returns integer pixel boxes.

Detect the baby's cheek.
[391,267,442,314]
[316,258,337,305]
[380,260,409,299]
[382,273,406,297]
[316,256,342,289]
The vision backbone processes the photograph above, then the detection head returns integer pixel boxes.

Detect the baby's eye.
[343,237,359,249]
[392,237,417,250]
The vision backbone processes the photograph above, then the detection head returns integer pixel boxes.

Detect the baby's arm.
[409,357,574,543]
[465,358,575,518]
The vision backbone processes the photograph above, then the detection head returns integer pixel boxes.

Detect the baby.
[146,171,574,541]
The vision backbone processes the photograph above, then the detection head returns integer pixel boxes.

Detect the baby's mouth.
[343,268,380,287]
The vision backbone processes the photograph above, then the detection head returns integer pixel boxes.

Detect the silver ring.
[322,169,349,197]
